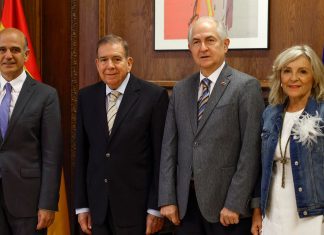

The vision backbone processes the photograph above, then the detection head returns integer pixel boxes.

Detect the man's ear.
[127,57,133,72]
[24,49,30,61]
[223,38,230,52]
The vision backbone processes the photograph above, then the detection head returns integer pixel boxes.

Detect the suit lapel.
[196,65,232,134]
[94,82,110,143]
[109,75,140,140]
[186,74,200,134]
[4,75,36,141]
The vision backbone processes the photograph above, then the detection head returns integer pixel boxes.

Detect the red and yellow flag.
[1,0,70,234]
[0,0,41,81]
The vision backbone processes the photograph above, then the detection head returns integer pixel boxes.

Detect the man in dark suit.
[75,34,169,235]
[159,17,264,235]
[0,28,62,234]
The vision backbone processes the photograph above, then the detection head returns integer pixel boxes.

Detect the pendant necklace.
[278,110,290,188]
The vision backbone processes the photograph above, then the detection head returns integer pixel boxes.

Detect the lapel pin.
[221,81,227,86]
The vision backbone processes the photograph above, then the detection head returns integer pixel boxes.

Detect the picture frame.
[155,0,269,50]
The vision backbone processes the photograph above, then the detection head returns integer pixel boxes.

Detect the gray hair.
[96,34,129,57]
[268,45,324,105]
[188,16,228,43]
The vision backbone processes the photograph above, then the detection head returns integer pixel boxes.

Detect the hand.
[251,208,262,235]
[220,207,239,226]
[146,214,164,235]
[78,212,92,234]
[160,205,180,225]
[36,209,55,230]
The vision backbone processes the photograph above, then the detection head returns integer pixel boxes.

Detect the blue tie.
[0,83,12,138]
[198,78,211,122]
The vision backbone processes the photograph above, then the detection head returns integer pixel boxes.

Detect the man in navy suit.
[0,28,62,235]
[75,34,169,235]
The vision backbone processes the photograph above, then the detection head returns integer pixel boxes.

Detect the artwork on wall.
[155,0,269,50]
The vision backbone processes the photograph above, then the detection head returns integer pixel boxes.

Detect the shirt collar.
[106,73,130,96]
[0,70,27,92]
[199,61,225,84]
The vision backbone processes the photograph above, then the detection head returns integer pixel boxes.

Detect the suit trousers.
[91,199,146,235]
[0,180,46,235]
[176,182,252,235]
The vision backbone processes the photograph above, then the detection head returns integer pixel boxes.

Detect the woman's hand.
[251,208,262,235]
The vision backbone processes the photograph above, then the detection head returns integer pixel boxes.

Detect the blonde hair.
[268,45,324,105]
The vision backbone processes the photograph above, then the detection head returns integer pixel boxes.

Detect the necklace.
[278,111,290,188]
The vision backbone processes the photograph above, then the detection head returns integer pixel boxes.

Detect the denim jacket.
[260,98,324,218]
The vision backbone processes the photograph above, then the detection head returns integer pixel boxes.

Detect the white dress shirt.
[0,70,27,116]
[197,61,225,100]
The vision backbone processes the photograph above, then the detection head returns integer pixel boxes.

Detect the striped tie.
[107,90,121,134]
[197,78,211,122]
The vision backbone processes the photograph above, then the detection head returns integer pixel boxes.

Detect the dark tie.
[197,78,211,122]
[0,83,12,138]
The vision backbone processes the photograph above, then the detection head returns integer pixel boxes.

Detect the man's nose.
[200,42,208,51]
[106,59,115,68]
[4,49,13,59]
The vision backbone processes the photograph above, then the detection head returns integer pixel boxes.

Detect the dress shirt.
[105,72,130,109]
[197,61,225,100]
[0,70,27,117]
[76,73,161,217]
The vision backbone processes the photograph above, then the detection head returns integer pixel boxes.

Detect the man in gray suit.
[159,17,264,234]
[0,28,62,234]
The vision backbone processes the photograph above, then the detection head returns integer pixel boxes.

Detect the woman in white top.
[252,45,324,235]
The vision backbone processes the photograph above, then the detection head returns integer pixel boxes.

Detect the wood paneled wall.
[79,0,324,88]
[1,0,324,234]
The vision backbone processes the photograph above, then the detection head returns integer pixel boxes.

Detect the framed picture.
[155,0,269,50]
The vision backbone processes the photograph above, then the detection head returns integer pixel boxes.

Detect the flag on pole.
[0,0,70,234]
[0,0,41,81]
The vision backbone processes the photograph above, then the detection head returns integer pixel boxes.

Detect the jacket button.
[303,211,308,216]
[294,161,299,166]
[298,187,303,192]
[193,142,199,147]
[104,179,108,183]
[106,153,110,158]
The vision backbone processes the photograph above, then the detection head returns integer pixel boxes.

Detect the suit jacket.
[159,64,264,223]
[75,74,169,226]
[0,73,62,217]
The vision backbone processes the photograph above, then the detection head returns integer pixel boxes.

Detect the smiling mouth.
[288,85,301,89]
[2,61,15,64]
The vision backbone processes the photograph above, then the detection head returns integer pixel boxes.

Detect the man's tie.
[197,78,211,122]
[0,83,12,138]
[107,90,121,134]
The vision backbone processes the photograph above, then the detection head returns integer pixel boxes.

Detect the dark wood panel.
[99,0,324,84]
[41,0,73,233]
[104,0,197,82]
[227,0,324,81]
[78,0,99,89]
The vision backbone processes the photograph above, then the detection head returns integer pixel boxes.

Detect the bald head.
[0,28,30,81]
[0,28,28,51]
